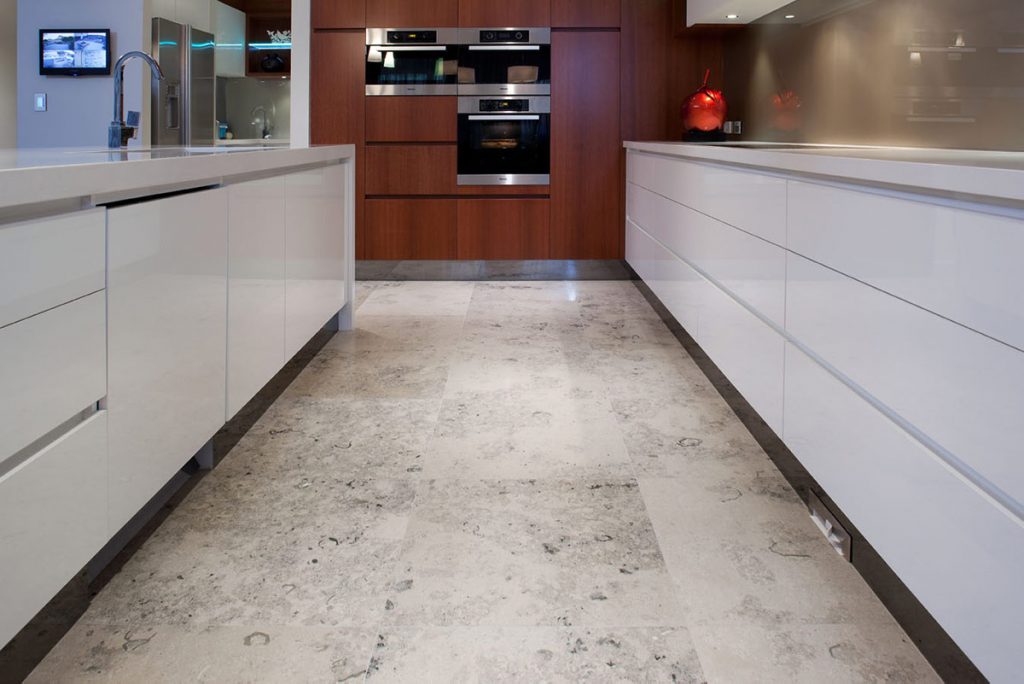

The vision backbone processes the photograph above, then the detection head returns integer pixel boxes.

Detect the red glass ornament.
[682,69,727,132]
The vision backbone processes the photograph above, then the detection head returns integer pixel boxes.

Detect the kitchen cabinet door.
[459,0,551,27]
[365,97,458,143]
[213,1,246,77]
[227,176,287,419]
[107,189,229,534]
[312,0,366,28]
[365,199,457,260]
[457,199,550,259]
[552,0,620,28]
[366,0,458,27]
[366,145,457,195]
[551,31,621,258]
[285,165,348,360]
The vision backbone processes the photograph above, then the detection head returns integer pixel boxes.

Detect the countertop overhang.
[0,145,355,211]
[623,141,1024,206]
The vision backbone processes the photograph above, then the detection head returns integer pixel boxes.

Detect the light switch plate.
[33,93,47,112]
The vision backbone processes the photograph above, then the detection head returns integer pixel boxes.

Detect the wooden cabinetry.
[366,97,457,143]
[366,145,457,195]
[552,0,620,28]
[459,0,551,26]
[312,0,366,28]
[367,0,458,27]
[457,199,550,259]
[366,199,458,259]
[551,31,622,258]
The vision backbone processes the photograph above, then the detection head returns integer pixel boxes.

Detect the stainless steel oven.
[457,96,550,185]
[457,28,551,95]
[365,28,459,96]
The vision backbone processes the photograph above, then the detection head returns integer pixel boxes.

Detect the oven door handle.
[468,115,541,121]
[467,45,542,51]
[373,45,448,52]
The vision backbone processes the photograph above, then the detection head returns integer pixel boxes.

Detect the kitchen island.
[0,144,355,648]
[624,140,1024,682]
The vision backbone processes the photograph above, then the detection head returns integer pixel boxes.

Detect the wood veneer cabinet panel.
[366,97,457,142]
[459,0,551,27]
[551,31,622,259]
[365,199,457,259]
[311,0,365,28]
[456,185,549,196]
[366,145,457,195]
[366,0,458,27]
[552,0,620,28]
[457,199,550,260]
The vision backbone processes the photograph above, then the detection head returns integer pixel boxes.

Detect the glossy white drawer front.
[628,182,786,326]
[0,209,105,329]
[107,189,228,534]
[786,253,1024,507]
[285,165,348,360]
[626,219,708,336]
[0,411,107,648]
[0,291,106,459]
[627,150,787,245]
[228,176,287,419]
[789,180,1024,351]
[784,344,1024,683]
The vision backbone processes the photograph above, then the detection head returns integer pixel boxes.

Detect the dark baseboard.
[356,259,634,281]
[631,277,986,684]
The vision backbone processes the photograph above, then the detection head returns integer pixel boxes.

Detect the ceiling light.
[726,14,739,19]
[785,14,796,19]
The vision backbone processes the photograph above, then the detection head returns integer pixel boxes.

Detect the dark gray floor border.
[0,324,339,684]
[630,275,985,684]
[357,259,634,281]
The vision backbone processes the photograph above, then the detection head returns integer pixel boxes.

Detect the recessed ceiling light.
[726,14,739,19]
[785,14,796,19]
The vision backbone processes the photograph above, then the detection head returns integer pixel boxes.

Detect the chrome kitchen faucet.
[108,51,165,148]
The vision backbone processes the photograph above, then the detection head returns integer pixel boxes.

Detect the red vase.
[682,69,727,132]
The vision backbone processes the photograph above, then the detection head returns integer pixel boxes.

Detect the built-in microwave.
[457,96,551,185]
[457,28,551,96]
[365,28,460,96]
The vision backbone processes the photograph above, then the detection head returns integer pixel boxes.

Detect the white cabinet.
[783,343,1024,683]
[0,412,108,648]
[227,176,287,419]
[0,209,105,329]
[285,164,348,359]
[213,0,246,78]
[687,0,792,25]
[107,189,228,534]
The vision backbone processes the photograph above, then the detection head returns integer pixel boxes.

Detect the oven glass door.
[458,113,551,185]
[365,45,458,95]
[457,45,551,94]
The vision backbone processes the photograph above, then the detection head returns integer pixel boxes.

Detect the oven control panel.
[479,99,530,113]
[479,30,530,43]
[386,30,438,43]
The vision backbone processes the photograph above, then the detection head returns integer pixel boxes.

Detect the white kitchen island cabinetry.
[625,141,1024,682]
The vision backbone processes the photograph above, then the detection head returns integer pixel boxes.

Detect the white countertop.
[624,141,1024,205]
[0,145,355,211]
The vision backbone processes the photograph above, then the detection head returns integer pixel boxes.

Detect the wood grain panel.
[366,145,457,196]
[365,199,457,260]
[310,30,366,257]
[366,97,457,142]
[552,0,620,28]
[551,31,622,259]
[311,0,366,28]
[459,0,551,27]
[366,0,458,27]
[457,185,550,197]
[458,199,550,260]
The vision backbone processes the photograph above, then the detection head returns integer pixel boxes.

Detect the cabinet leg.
[194,440,214,471]
[336,302,354,332]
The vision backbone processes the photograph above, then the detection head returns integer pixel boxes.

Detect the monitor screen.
[40,30,112,76]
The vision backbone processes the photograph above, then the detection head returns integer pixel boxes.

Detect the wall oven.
[365,28,459,96]
[457,28,551,95]
[458,96,550,186]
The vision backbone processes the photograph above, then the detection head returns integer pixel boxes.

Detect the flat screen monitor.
[39,29,112,76]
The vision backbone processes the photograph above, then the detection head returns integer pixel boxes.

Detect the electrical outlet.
[33,93,47,112]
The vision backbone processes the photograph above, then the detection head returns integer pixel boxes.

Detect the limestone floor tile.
[359,281,476,317]
[367,626,705,683]
[688,620,939,683]
[381,479,686,628]
[221,396,442,480]
[27,624,377,683]
[326,315,467,353]
[81,478,415,629]
[355,281,383,311]
[421,384,633,479]
[284,348,453,400]
[581,314,683,351]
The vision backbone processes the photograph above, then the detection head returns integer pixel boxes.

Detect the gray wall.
[17,0,146,148]
[0,0,16,147]
[217,77,291,141]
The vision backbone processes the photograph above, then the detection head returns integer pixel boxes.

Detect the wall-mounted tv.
[39,29,112,76]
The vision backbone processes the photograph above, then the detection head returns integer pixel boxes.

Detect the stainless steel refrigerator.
[151,18,215,146]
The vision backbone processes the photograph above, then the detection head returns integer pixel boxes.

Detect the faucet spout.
[109,51,164,148]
